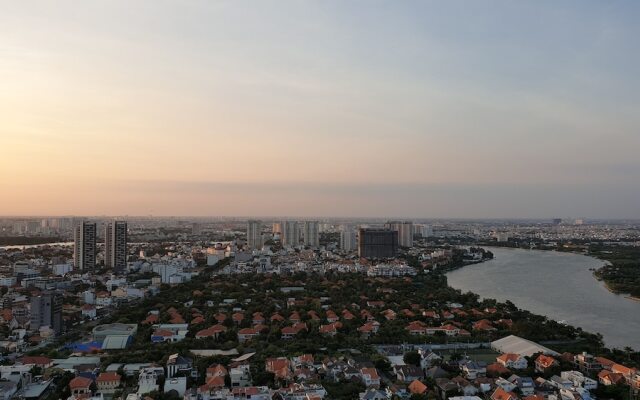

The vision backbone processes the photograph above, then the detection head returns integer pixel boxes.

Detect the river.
[0,242,74,250]
[446,247,640,350]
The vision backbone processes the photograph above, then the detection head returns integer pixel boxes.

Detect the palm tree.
[623,346,633,361]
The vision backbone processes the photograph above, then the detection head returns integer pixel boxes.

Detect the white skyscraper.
[386,221,414,248]
[105,220,128,273]
[303,221,320,248]
[424,224,434,238]
[281,221,300,248]
[246,220,263,249]
[340,225,357,252]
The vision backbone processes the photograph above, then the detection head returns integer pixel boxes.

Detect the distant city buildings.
[105,220,127,273]
[495,232,509,242]
[414,224,433,238]
[386,221,414,247]
[358,228,398,259]
[281,221,300,248]
[340,225,357,252]
[246,220,263,250]
[74,222,96,272]
[303,221,319,248]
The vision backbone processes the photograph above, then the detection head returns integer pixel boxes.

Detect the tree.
[374,356,392,373]
[404,351,421,366]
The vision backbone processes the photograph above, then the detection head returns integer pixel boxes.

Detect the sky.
[1,1,639,218]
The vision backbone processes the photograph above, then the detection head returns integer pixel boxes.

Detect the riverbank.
[598,278,640,302]
[0,237,65,247]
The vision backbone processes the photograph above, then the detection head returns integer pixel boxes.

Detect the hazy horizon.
[2,1,639,218]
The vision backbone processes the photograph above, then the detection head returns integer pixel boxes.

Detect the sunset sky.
[2,1,639,218]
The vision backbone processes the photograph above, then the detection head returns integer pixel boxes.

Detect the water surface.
[447,247,640,350]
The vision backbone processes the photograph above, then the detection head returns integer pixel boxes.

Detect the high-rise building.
[74,222,97,272]
[424,224,434,238]
[358,228,398,259]
[105,220,128,272]
[340,225,357,252]
[30,292,63,334]
[246,220,263,250]
[272,222,282,234]
[281,221,300,247]
[303,221,320,248]
[386,221,414,247]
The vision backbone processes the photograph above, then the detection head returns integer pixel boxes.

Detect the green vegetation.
[0,236,64,246]
[592,245,640,298]
[88,265,613,372]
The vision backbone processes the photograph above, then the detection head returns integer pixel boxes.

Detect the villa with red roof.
[497,353,528,370]
[96,372,121,394]
[69,376,93,397]
[195,324,227,339]
[535,354,558,373]
[491,387,518,400]
[237,327,260,342]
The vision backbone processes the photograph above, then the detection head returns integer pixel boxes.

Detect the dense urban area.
[0,217,638,400]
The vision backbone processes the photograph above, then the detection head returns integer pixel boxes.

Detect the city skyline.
[2,1,639,218]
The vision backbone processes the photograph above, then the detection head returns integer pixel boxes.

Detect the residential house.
[573,353,601,375]
[598,370,625,386]
[252,312,265,325]
[487,363,512,377]
[318,323,339,337]
[137,368,160,394]
[408,380,428,395]
[509,375,535,396]
[195,324,227,340]
[451,376,479,396]
[150,324,188,343]
[497,354,528,370]
[166,354,193,378]
[535,355,558,374]
[418,349,442,369]
[549,375,572,390]
[96,372,121,394]
[359,388,387,400]
[473,319,497,331]
[435,378,460,400]
[491,387,518,400]
[611,363,637,384]
[230,364,252,388]
[81,305,97,319]
[561,371,598,390]
[461,361,487,379]
[69,377,93,398]
[360,368,381,388]
[357,322,380,339]
[237,328,260,342]
[495,377,518,393]
[266,358,292,381]
[395,365,423,383]
[18,356,53,369]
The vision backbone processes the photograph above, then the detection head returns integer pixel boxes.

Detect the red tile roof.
[69,376,93,390]
[408,379,428,394]
[97,372,121,383]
